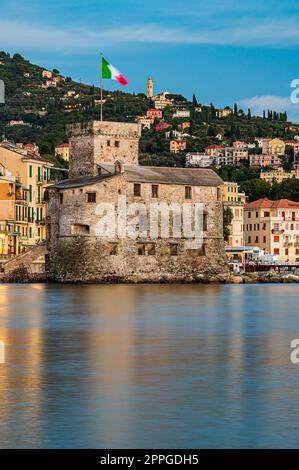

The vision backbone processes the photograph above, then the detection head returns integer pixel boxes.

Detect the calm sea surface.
[0,283,299,448]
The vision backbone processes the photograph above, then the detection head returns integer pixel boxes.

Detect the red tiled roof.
[245,198,299,209]
[57,143,69,148]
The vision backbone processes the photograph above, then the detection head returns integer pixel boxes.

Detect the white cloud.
[2,16,299,52]
[239,95,299,123]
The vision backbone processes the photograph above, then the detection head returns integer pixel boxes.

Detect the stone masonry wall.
[47,175,228,283]
[67,121,141,178]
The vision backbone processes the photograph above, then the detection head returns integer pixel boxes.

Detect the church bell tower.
[147,76,153,98]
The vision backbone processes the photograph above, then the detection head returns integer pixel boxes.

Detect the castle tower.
[147,76,153,98]
[66,121,141,178]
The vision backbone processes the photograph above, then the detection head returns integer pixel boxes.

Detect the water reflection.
[0,284,299,448]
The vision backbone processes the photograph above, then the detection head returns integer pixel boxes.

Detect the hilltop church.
[46,120,227,282]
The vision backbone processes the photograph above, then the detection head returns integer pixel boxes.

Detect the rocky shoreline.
[200,271,299,284]
[1,267,299,284]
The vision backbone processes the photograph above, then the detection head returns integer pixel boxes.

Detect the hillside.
[0,51,297,166]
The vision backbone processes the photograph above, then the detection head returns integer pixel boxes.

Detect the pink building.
[147,108,163,120]
[249,154,280,167]
[155,123,171,132]
[233,140,247,149]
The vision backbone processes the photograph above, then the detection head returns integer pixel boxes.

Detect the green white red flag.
[101,56,128,85]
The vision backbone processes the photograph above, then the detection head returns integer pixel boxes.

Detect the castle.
[46,120,227,282]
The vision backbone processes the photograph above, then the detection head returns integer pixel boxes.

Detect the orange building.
[170,140,187,154]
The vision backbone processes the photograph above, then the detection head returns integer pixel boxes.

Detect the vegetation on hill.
[1,52,299,201]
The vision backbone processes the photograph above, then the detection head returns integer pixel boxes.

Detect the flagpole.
[100,52,103,121]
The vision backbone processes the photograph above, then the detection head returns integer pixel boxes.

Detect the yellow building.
[260,166,299,184]
[221,182,246,247]
[0,142,53,254]
[244,198,299,262]
[147,76,153,98]
[136,116,153,130]
[269,138,285,157]
[55,143,70,161]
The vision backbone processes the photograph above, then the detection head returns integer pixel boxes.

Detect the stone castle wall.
[47,176,228,283]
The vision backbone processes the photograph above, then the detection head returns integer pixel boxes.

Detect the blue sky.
[1,0,299,121]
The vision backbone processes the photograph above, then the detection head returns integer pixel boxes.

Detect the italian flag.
[101,56,128,85]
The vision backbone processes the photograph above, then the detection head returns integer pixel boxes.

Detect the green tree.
[223,206,233,242]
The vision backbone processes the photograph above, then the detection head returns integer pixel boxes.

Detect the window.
[137,243,155,255]
[255,236,259,243]
[87,192,96,203]
[263,236,266,243]
[152,185,159,198]
[108,243,118,255]
[107,140,110,147]
[185,186,192,199]
[203,213,208,231]
[29,185,33,203]
[248,236,251,243]
[147,244,156,255]
[248,212,251,219]
[134,183,141,197]
[137,244,146,255]
[71,224,90,235]
[274,248,280,255]
[170,244,178,256]
[285,249,289,256]
[60,193,63,204]
[256,212,258,218]
[264,211,270,217]
[115,140,120,148]
[198,245,206,256]
[29,165,32,178]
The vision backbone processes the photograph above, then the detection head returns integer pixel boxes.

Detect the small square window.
[87,192,96,203]
[115,140,120,148]
[147,243,156,255]
[109,243,118,255]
